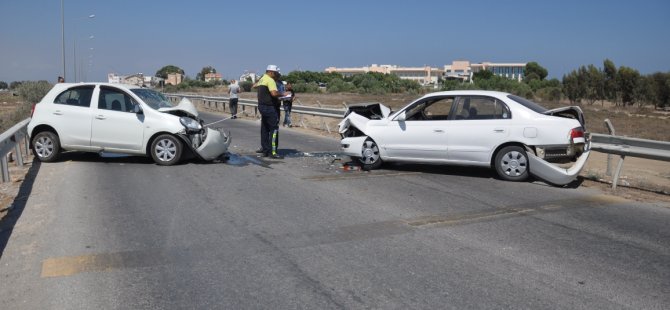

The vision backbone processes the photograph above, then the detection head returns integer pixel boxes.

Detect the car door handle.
[493,129,505,133]
[433,129,445,133]
[53,110,63,115]
[95,115,106,120]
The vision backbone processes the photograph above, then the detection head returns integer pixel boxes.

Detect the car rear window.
[54,86,94,107]
[507,95,547,113]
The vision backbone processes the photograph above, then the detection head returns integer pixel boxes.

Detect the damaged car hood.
[344,102,391,120]
[158,98,199,118]
[339,102,391,135]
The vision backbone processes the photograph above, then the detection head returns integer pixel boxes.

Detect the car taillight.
[569,127,584,139]
[30,103,36,117]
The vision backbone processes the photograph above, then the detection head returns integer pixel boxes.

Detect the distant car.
[338,90,590,185]
[28,83,230,165]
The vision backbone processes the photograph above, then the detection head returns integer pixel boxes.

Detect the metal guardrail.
[165,94,346,133]
[590,119,670,189]
[0,118,31,183]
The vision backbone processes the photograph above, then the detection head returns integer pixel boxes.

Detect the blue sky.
[1,0,669,83]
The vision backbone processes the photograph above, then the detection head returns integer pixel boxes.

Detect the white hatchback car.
[28,83,230,165]
[339,90,590,185]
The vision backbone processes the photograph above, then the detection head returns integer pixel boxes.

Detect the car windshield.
[507,95,547,113]
[131,89,174,110]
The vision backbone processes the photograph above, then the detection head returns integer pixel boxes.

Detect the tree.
[583,64,605,105]
[9,81,23,90]
[603,59,618,105]
[155,65,185,79]
[524,62,548,81]
[617,66,640,106]
[472,70,493,81]
[196,66,217,81]
[0,81,7,89]
[17,80,53,103]
[562,70,585,104]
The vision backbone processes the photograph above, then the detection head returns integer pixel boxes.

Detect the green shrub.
[17,80,52,103]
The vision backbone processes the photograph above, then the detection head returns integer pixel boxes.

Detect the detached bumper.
[528,141,591,186]
[195,128,231,160]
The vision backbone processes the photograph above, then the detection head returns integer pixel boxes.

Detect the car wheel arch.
[490,142,535,168]
[30,125,59,145]
[145,131,178,156]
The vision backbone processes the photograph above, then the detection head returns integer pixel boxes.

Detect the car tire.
[357,138,383,171]
[31,131,60,162]
[494,145,529,181]
[150,134,183,166]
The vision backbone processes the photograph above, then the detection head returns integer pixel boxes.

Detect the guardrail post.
[612,155,626,190]
[14,140,24,167]
[604,119,616,176]
[1,155,9,182]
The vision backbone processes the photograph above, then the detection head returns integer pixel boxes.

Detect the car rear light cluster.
[30,103,36,117]
[569,127,584,140]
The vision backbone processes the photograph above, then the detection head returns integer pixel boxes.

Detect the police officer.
[253,65,283,159]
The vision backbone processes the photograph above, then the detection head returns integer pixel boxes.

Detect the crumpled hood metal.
[158,97,199,118]
[338,111,373,134]
[344,102,391,119]
[339,102,392,135]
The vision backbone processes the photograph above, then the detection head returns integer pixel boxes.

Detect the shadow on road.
[0,160,41,259]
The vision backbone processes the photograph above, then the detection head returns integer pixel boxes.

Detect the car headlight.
[180,117,202,132]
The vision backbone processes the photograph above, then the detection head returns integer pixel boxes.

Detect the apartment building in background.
[326,61,527,84]
[325,64,442,85]
[107,73,164,87]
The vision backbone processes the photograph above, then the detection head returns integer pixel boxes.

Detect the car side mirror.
[133,104,143,114]
[396,111,406,122]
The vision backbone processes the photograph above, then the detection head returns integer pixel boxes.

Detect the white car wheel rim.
[500,150,527,177]
[155,139,177,162]
[361,140,379,165]
[35,136,54,158]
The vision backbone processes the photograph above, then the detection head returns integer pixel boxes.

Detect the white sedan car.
[28,83,230,165]
[339,90,590,185]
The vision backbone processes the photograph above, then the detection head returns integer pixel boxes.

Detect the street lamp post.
[73,15,95,82]
[61,0,65,81]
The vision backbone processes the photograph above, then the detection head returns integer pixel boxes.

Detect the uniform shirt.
[256,74,278,106]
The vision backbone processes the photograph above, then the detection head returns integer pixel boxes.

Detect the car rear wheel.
[356,138,382,170]
[494,145,529,181]
[32,131,60,162]
[150,134,182,166]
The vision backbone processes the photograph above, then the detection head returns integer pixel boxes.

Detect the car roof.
[419,90,511,99]
[56,82,142,91]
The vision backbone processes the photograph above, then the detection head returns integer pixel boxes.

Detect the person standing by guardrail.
[281,83,295,127]
[253,65,284,159]
[228,79,240,119]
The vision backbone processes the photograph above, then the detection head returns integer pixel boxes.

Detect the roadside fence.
[590,119,670,189]
[165,94,346,133]
[0,118,30,183]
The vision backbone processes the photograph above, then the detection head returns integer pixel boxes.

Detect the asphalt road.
[1,112,669,309]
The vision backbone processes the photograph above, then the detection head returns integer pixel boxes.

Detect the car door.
[47,85,95,150]
[380,96,454,161]
[90,86,145,152]
[446,96,512,164]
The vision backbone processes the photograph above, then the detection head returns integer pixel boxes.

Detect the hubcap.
[35,136,54,158]
[361,140,379,165]
[155,139,176,161]
[500,151,527,177]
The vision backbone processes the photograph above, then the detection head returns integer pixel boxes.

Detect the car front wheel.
[150,134,183,166]
[356,138,382,170]
[494,145,529,181]
[32,131,60,162]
